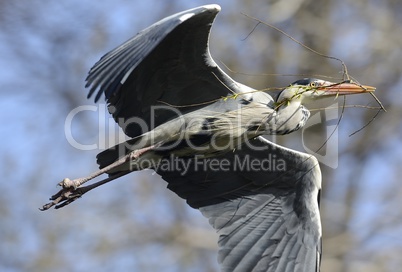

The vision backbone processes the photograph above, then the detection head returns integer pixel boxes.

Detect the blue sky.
[1,1,401,271]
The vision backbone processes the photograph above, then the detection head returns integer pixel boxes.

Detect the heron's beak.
[318,81,376,96]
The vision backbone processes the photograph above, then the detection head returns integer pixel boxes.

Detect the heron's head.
[276,78,375,108]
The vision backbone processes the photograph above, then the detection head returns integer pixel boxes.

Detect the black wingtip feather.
[83,5,223,106]
[94,89,103,102]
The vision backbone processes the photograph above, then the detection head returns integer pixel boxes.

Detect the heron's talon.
[40,184,84,211]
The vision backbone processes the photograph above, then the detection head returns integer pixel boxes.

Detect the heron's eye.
[309,82,317,88]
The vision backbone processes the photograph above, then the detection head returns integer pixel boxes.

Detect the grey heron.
[41,4,375,272]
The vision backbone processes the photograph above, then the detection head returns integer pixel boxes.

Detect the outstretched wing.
[157,136,322,272]
[86,4,245,138]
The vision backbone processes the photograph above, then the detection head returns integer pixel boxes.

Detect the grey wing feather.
[85,4,243,138]
[157,136,322,272]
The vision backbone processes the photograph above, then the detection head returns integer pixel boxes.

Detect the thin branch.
[241,13,351,81]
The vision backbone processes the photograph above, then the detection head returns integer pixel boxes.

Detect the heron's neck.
[272,100,310,135]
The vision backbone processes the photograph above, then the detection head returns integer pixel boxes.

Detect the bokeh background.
[1,0,401,271]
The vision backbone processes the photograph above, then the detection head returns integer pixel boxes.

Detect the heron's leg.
[40,145,155,211]
[61,145,154,189]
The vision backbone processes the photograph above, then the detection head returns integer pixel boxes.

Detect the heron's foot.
[40,145,156,211]
[40,178,87,211]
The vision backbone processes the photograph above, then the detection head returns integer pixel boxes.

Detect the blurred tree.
[0,0,401,271]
